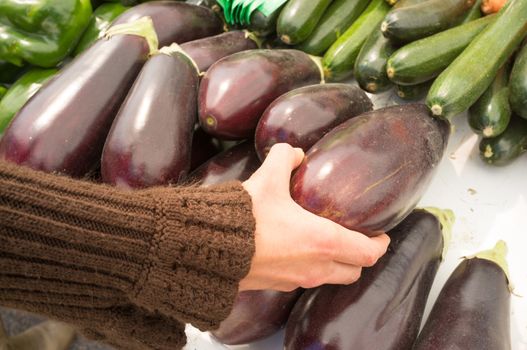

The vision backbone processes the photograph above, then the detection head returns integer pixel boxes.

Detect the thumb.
[260,144,304,192]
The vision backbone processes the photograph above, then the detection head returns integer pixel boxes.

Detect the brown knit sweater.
[0,161,256,350]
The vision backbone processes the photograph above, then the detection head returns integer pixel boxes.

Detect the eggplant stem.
[308,55,326,84]
[244,30,264,49]
[158,43,203,76]
[422,207,455,260]
[466,240,513,291]
[104,17,159,56]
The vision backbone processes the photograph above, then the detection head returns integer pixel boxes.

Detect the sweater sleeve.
[0,161,256,347]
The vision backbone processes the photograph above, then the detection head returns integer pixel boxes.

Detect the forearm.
[0,160,255,330]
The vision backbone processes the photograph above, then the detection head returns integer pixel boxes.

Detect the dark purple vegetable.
[101,49,199,188]
[198,49,323,140]
[414,241,511,350]
[181,31,259,73]
[285,209,450,350]
[112,1,224,47]
[212,289,303,345]
[290,104,450,236]
[186,140,260,186]
[0,20,154,177]
[190,127,223,171]
[254,84,373,160]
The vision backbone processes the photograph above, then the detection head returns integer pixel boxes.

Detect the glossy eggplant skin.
[112,1,224,47]
[180,31,258,73]
[290,104,450,236]
[186,140,260,186]
[198,49,322,140]
[0,36,150,177]
[212,289,303,345]
[254,84,373,160]
[285,210,444,350]
[101,52,198,188]
[190,127,223,171]
[413,258,511,350]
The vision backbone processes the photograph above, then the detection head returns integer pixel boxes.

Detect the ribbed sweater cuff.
[130,184,256,330]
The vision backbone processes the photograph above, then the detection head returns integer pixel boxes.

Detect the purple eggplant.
[186,140,261,185]
[414,241,511,350]
[198,49,323,140]
[101,49,199,188]
[254,84,373,160]
[212,289,303,345]
[0,21,153,177]
[290,104,450,236]
[190,127,223,171]
[181,31,259,73]
[285,209,450,350]
[112,1,224,47]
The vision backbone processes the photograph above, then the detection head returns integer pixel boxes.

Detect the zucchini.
[277,0,333,45]
[381,0,476,43]
[427,0,527,120]
[393,0,429,8]
[396,81,433,101]
[468,63,511,138]
[296,0,370,56]
[247,6,285,37]
[0,85,6,100]
[479,116,527,166]
[461,0,483,23]
[509,42,527,119]
[323,0,391,81]
[354,27,395,93]
[386,15,495,86]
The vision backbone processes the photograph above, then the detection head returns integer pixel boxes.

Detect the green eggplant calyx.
[158,43,203,76]
[309,55,326,84]
[422,207,455,260]
[465,240,513,291]
[104,17,159,55]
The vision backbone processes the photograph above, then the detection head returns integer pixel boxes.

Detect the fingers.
[260,144,304,192]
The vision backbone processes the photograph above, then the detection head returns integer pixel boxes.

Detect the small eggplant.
[112,1,224,47]
[0,18,156,177]
[285,209,452,350]
[186,140,260,186]
[254,84,372,160]
[101,45,199,188]
[190,127,223,171]
[414,241,511,350]
[291,104,450,236]
[198,49,323,140]
[181,31,259,73]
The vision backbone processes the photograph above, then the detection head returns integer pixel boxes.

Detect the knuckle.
[361,249,379,267]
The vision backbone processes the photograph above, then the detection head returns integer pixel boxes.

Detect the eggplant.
[212,289,303,345]
[112,1,224,47]
[101,48,199,188]
[254,84,373,160]
[291,104,450,236]
[198,49,323,140]
[190,127,223,171]
[414,241,511,350]
[285,209,452,350]
[180,31,258,73]
[0,19,154,177]
[186,140,260,186]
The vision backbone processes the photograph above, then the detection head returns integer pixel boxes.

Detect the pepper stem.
[105,17,159,56]
[422,207,455,260]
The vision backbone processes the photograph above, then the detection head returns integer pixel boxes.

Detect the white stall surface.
[184,90,527,350]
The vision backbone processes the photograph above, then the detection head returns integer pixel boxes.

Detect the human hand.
[240,143,390,292]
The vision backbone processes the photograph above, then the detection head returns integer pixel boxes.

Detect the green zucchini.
[427,0,527,120]
[381,0,476,43]
[386,15,495,86]
[323,0,391,82]
[468,63,511,138]
[0,85,6,100]
[247,6,285,37]
[396,81,433,101]
[393,0,429,8]
[461,0,483,23]
[277,0,333,45]
[296,0,370,56]
[354,27,395,93]
[479,116,527,166]
[509,42,527,120]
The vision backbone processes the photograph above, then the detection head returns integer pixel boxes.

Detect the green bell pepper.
[0,68,58,133]
[74,3,129,55]
[0,0,92,68]
[0,61,26,84]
